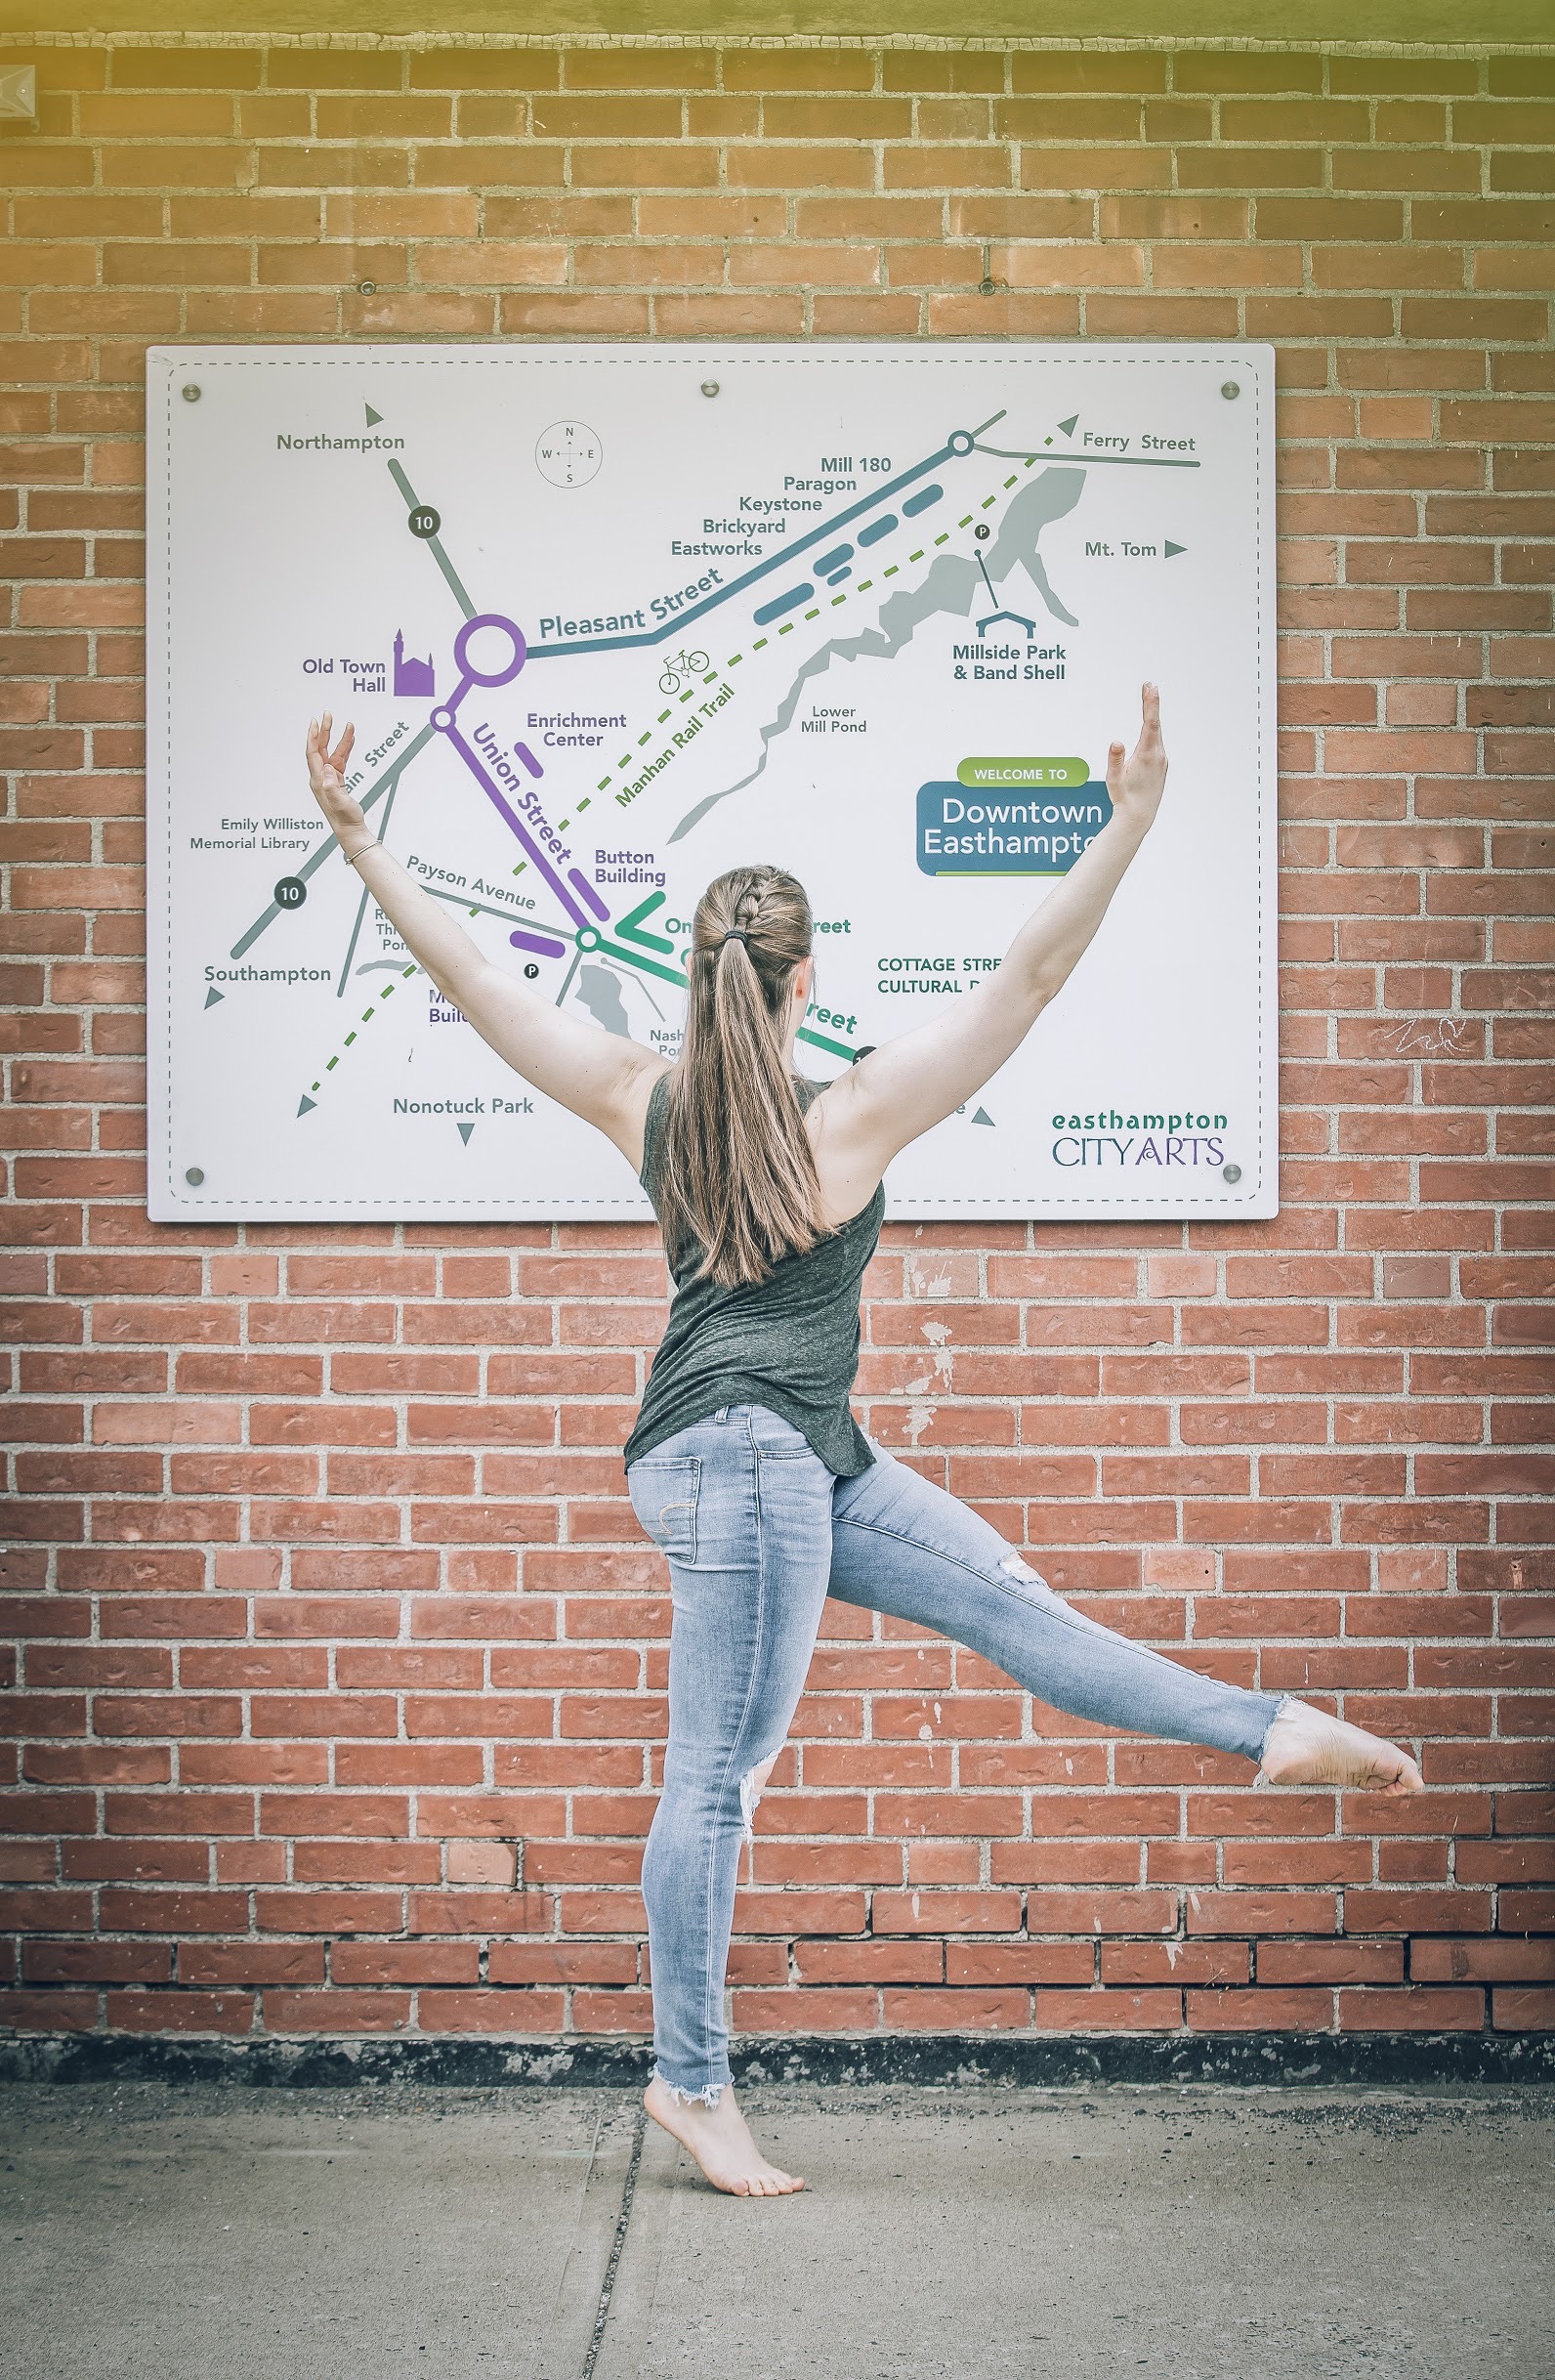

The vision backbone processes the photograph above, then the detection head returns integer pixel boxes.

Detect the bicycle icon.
[658,648,710,695]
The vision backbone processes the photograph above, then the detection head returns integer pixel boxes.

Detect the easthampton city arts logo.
[1052,1107,1230,1169]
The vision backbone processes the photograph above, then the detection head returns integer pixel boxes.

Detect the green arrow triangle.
[365,404,383,427]
[204,986,224,1007]
[1057,413,1078,437]
[617,889,676,954]
[297,1094,316,1116]
[456,1120,475,1145]
[1164,540,1186,558]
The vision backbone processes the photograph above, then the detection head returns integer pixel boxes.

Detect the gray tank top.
[623,1072,884,1478]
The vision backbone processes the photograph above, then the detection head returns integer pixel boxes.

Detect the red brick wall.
[2,38,1552,2049]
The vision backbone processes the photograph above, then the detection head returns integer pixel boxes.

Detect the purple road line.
[441,715,589,930]
[516,742,544,779]
[570,871,610,920]
[510,926,569,957]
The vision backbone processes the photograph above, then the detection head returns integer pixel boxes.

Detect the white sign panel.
[147,342,1277,1221]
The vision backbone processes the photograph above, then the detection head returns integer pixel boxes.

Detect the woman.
[306,686,1422,2199]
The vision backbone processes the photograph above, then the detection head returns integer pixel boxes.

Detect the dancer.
[305,686,1422,2198]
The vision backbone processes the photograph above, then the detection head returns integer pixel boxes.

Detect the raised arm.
[305,715,667,1168]
[812,684,1169,1199]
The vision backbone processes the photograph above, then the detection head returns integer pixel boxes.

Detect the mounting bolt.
[185,1167,205,1187]
[979,276,996,295]
[182,384,201,403]
[1222,1163,1242,1184]
[0,65,37,125]
[358,280,377,295]
[700,380,720,398]
[1220,380,1240,400]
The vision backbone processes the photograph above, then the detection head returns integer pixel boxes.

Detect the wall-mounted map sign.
[147,341,1277,1221]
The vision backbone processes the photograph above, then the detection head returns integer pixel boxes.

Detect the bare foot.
[1259,1699,1424,1796]
[644,2075,806,2197]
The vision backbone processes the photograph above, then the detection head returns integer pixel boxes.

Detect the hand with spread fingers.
[304,711,371,859]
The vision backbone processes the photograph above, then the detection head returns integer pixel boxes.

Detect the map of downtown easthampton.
[147,344,1278,1221]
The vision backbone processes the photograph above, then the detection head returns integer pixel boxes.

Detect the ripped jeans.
[627,1404,1292,2106]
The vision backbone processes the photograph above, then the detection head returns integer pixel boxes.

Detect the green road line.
[596,935,687,991]
[597,776,610,790]
[752,637,768,651]
[577,797,591,812]
[958,514,974,527]
[798,1023,856,1061]
[617,890,677,954]
[909,549,924,561]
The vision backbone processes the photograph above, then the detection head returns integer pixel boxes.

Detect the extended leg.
[829,1449,1422,1792]
[828,1445,1286,1760]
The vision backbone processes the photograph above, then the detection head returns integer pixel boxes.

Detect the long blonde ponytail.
[657,865,828,1289]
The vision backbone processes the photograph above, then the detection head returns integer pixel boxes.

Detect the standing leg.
[630,1405,834,2191]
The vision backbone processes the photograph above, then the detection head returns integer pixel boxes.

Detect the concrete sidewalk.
[2,2079,1550,2380]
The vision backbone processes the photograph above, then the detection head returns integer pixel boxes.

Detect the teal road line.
[230,722,438,960]
[386,457,477,620]
[527,436,964,659]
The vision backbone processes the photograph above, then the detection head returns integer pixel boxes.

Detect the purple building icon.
[393,630,435,699]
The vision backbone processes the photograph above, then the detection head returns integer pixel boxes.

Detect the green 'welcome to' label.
[956,756,1089,788]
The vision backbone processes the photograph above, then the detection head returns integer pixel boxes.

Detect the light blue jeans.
[627,1403,1292,2104]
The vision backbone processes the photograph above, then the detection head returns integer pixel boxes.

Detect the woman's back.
[623,1074,884,1476]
